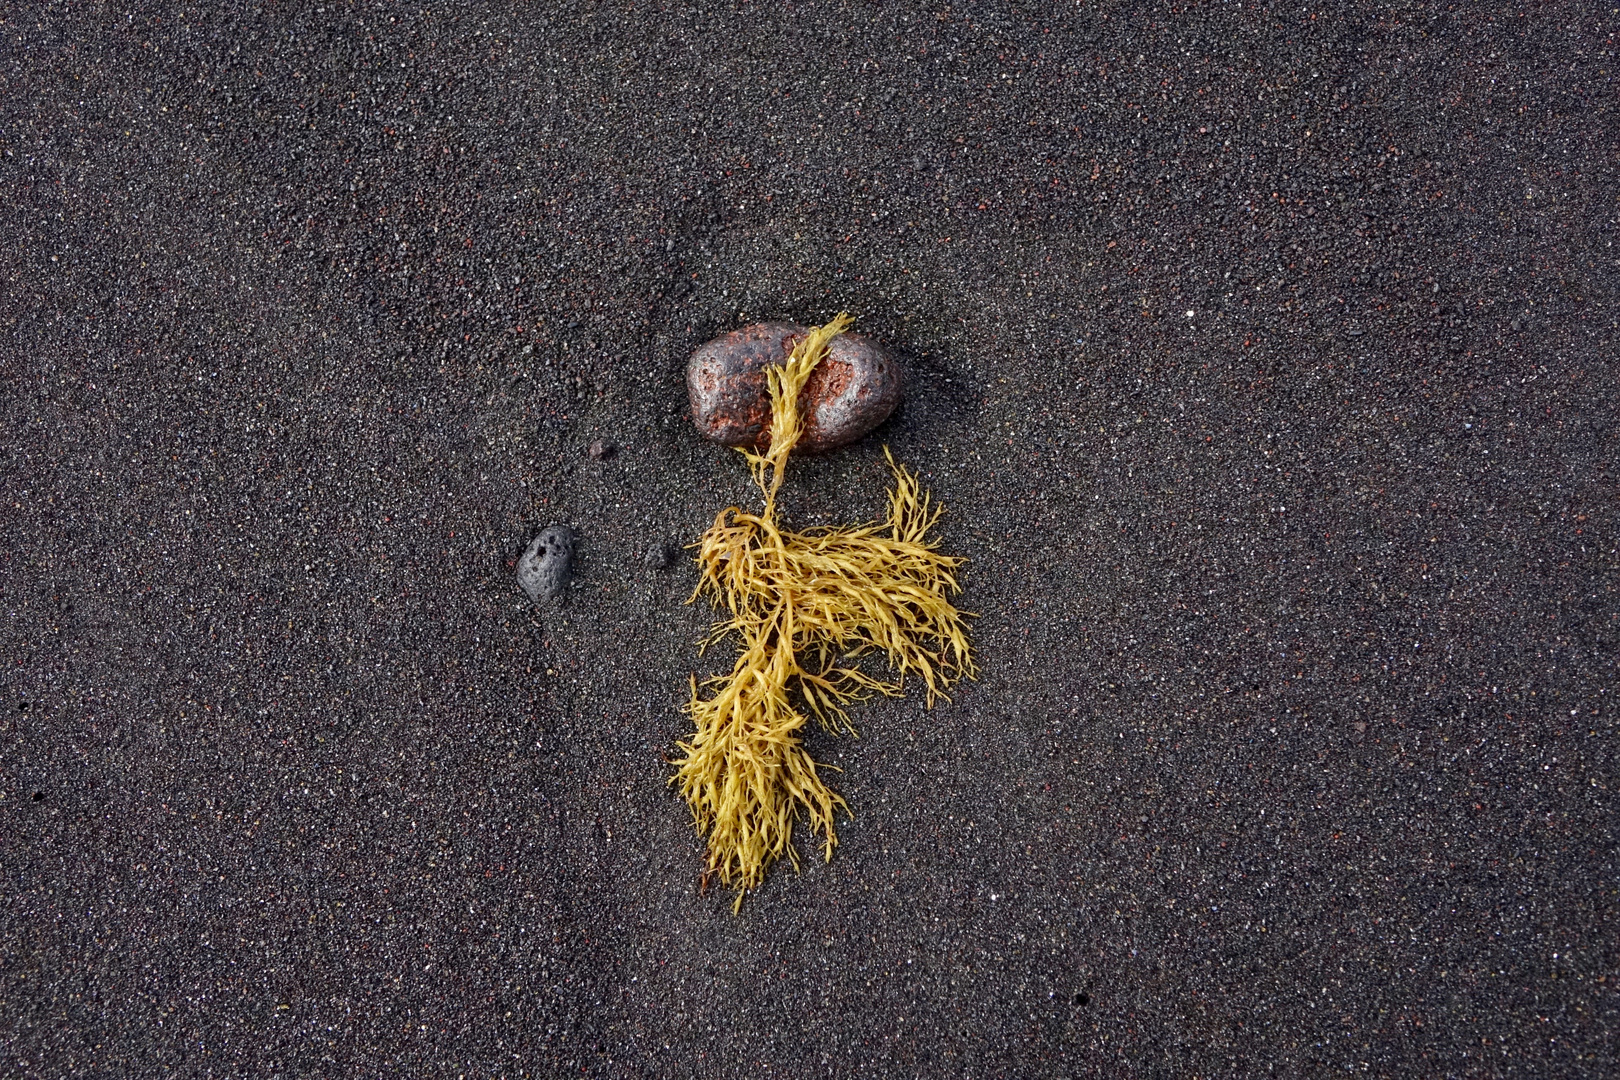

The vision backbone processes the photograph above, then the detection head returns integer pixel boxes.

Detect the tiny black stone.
[645,541,677,570]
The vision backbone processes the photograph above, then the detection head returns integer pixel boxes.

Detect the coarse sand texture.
[672,314,977,911]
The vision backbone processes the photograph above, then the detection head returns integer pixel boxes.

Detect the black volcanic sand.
[3,5,1615,1077]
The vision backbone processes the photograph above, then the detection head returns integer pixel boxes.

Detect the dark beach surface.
[3,4,1615,1076]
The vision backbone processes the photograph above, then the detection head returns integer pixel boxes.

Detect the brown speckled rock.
[687,322,903,454]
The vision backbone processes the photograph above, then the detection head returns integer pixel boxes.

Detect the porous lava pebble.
[516,525,575,605]
[687,322,902,454]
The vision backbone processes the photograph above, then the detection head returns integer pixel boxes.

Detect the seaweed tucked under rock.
[672,313,975,911]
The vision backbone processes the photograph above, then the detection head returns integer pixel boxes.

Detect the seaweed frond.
[672,313,975,911]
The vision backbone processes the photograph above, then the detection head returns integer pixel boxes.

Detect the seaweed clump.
[672,313,975,911]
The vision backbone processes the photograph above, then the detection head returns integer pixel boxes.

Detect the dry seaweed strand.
[673,313,976,911]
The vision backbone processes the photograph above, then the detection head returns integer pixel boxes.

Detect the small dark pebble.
[1346,328,1364,337]
[687,322,903,454]
[517,525,575,605]
[588,439,616,461]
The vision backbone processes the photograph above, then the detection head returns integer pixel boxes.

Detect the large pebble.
[516,525,574,604]
[687,322,902,454]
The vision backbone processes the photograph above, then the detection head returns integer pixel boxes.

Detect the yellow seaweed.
[672,313,975,911]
